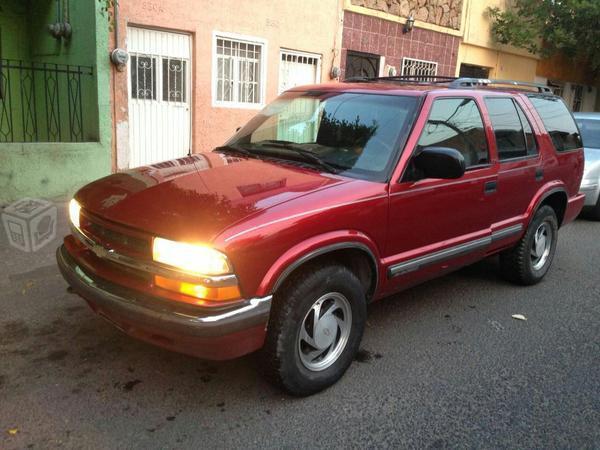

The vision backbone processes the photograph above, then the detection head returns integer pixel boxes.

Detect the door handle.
[535,167,544,181]
[484,180,497,194]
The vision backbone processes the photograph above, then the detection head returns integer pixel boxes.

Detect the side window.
[527,95,582,151]
[417,98,489,168]
[515,101,537,155]
[485,97,537,160]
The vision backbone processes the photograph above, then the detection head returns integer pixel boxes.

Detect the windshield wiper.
[254,141,342,174]
[214,144,253,157]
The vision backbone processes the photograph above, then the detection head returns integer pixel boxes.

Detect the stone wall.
[350,0,463,30]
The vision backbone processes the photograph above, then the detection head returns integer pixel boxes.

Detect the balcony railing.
[0,59,95,143]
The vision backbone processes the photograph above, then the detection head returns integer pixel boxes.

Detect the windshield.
[575,118,600,149]
[225,91,419,181]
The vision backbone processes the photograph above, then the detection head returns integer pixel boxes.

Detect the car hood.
[75,153,348,242]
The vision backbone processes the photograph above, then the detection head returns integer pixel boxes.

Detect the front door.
[127,27,191,168]
[384,96,497,294]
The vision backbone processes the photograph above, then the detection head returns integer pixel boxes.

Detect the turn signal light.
[154,275,241,304]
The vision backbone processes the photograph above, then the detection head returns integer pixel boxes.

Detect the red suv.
[57,77,585,396]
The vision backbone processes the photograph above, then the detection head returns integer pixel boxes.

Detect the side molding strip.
[388,236,491,278]
[387,224,524,279]
[490,224,523,243]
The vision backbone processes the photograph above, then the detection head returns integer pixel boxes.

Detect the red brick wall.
[341,11,460,79]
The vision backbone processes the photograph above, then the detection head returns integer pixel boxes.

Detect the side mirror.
[413,146,466,180]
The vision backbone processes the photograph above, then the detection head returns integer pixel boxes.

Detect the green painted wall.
[0,0,112,204]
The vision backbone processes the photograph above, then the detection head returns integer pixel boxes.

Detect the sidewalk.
[0,199,69,288]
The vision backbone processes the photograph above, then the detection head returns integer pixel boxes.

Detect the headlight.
[152,237,232,276]
[69,199,81,229]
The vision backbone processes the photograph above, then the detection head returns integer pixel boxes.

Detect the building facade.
[456,0,538,81]
[340,0,464,80]
[109,0,343,170]
[0,0,111,204]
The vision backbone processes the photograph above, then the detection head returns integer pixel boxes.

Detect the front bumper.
[57,244,272,360]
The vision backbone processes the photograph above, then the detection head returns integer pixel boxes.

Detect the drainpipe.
[110,1,129,71]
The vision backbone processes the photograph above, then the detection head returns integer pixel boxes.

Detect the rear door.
[483,95,542,239]
[384,95,497,294]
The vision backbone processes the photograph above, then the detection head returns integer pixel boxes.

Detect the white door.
[278,49,321,94]
[127,27,191,167]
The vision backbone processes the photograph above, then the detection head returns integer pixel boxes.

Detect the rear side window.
[485,97,537,160]
[417,98,489,168]
[528,95,582,151]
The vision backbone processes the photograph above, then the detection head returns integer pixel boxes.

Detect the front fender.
[255,230,382,298]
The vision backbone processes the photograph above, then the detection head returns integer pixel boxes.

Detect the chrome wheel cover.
[298,292,352,371]
[531,222,552,271]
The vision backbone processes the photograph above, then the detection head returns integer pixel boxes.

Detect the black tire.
[261,264,367,396]
[499,205,558,285]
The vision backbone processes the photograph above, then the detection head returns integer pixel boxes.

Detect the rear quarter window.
[527,95,582,152]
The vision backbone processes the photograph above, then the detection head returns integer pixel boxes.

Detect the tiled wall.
[341,10,460,79]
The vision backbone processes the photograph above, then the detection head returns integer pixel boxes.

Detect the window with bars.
[278,50,321,93]
[401,57,438,80]
[572,84,583,112]
[214,35,265,106]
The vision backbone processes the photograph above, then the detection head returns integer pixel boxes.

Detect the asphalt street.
[1,202,598,449]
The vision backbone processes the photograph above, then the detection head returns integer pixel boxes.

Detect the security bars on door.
[0,58,94,143]
[130,55,187,102]
[215,37,263,105]
[401,57,438,81]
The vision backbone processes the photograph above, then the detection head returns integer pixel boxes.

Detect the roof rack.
[343,75,553,93]
[345,75,457,84]
[448,78,553,93]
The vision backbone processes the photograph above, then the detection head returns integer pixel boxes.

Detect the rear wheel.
[261,264,366,396]
[499,205,558,285]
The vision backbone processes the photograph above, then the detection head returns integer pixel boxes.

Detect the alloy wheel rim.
[531,222,552,271]
[298,292,352,371]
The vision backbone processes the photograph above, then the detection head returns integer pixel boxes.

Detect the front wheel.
[261,264,367,396]
[499,205,558,285]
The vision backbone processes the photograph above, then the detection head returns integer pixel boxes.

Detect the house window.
[213,33,266,108]
[401,57,438,80]
[572,84,583,112]
[278,50,321,94]
[131,55,157,100]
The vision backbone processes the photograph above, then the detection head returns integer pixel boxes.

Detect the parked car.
[57,77,584,396]
[573,112,600,219]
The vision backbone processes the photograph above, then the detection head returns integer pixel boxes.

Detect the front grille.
[80,211,151,258]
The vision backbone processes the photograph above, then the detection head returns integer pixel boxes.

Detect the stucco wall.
[350,0,463,30]
[0,1,112,204]
[456,0,537,80]
[111,0,343,169]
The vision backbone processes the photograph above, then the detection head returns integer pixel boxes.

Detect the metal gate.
[345,51,380,79]
[127,27,191,167]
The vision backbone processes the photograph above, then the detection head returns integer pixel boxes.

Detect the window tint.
[515,101,537,154]
[485,98,537,160]
[527,95,582,151]
[417,98,489,167]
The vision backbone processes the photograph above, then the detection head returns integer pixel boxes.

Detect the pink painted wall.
[110,0,343,170]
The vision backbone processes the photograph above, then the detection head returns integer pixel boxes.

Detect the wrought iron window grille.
[0,58,95,143]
